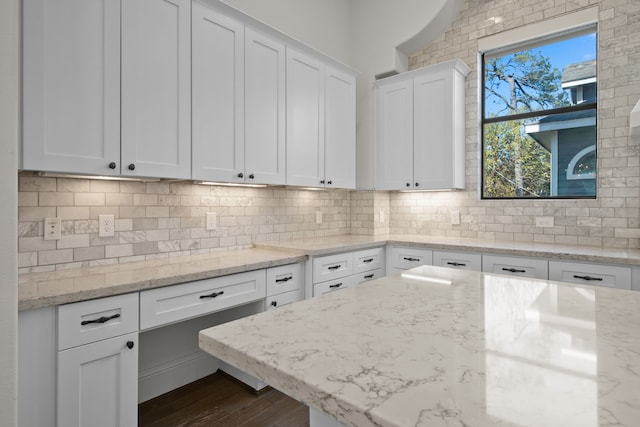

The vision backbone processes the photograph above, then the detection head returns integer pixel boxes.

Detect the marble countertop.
[199,265,640,427]
[257,234,640,265]
[18,248,307,311]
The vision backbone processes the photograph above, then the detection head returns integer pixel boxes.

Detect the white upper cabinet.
[23,0,191,179]
[22,0,121,176]
[244,28,287,185]
[121,0,191,179]
[376,79,414,190]
[376,59,470,190]
[286,47,357,189]
[325,65,356,189]
[286,47,326,188]
[192,3,245,183]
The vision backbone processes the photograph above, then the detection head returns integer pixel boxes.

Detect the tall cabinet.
[22,0,191,179]
[375,59,470,191]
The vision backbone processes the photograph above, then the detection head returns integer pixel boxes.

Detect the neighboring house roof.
[561,60,596,88]
[525,109,596,151]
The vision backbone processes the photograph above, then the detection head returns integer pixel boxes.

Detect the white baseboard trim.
[138,351,218,403]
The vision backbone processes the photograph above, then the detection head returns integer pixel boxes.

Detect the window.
[481,27,597,199]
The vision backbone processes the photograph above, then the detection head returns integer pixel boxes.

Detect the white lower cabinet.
[482,254,549,279]
[266,263,304,310]
[58,332,139,427]
[433,250,481,271]
[57,293,140,427]
[549,260,632,290]
[312,247,385,296]
[387,246,433,273]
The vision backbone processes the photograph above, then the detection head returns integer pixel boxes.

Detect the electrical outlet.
[316,210,322,225]
[99,214,115,237]
[206,212,217,230]
[44,217,61,240]
[535,216,554,228]
[451,210,461,225]
[379,210,385,223]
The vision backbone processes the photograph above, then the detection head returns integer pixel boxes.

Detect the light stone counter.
[18,248,307,311]
[257,234,640,265]
[200,265,640,427]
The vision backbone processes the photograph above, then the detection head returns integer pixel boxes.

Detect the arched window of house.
[566,145,596,180]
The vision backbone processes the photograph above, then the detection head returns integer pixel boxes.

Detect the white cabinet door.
[414,68,461,190]
[549,261,631,290]
[375,78,414,190]
[286,47,325,187]
[244,28,287,185]
[58,332,138,427]
[192,4,244,182]
[324,65,356,189]
[22,0,121,176]
[121,0,191,179]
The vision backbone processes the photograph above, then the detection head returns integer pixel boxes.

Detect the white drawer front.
[140,270,266,330]
[433,250,481,271]
[58,293,139,351]
[313,273,361,296]
[482,254,548,279]
[353,247,385,274]
[312,252,354,283]
[549,261,631,290]
[266,263,303,297]
[389,247,432,270]
[266,289,303,310]
[353,268,384,285]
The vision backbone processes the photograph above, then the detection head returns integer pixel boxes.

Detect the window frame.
[479,24,598,200]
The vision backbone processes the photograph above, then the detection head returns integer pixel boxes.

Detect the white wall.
[223,0,352,65]
[0,0,19,424]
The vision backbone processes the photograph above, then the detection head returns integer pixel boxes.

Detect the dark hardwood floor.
[138,372,309,427]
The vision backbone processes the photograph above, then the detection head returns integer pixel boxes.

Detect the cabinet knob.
[237,172,244,178]
[406,183,411,187]
[415,182,420,187]
[320,180,325,184]
[327,180,332,185]
[108,162,117,170]
[248,174,255,179]
[126,341,135,350]
[270,301,277,307]
[128,163,135,171]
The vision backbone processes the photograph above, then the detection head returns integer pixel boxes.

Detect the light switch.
[44,217,61,240]
[451,211,460,225]
[206,212,217,230]
[316,211,322,224]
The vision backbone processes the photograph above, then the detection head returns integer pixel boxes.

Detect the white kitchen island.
[199,265,640,427]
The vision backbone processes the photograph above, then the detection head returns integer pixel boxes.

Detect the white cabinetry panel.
[388,246,433,270]
[286,47,325,187]
[376,79,414,190]
[192,4,244,182]
[433,250,482,271]
[324,65,356,189]
[121,0,191,179]
[245,28,287,185]
[22,0,121,175]
[482,254,549,279]
[549,261,631,290]
[58,332,138,427]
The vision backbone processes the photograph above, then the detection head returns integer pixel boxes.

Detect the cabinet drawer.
[483,254,548,279]
[313,273,360,296]
[549,261,631,290]
[266,263,303,296]
[353,268,384,285]
[389,247,432,270]
[58,293,139,351]
[312,252,353,283]
[353,247,385,273]
[140,270,266,330]
[433,250,481,271]
[266,289,303,310]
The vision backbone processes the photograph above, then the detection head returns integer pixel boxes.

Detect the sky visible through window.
[484,33,597,117]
